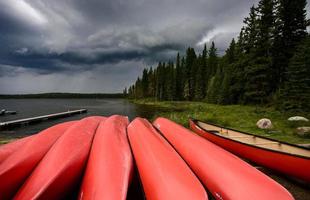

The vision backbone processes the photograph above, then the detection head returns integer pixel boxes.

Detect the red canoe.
[0,135,34,164]
[154,117,294,200]
[190,118,310,183]
[127,118,208,200]
[0,121,76,200]
[79,115,133,200]
[13,117,104,200]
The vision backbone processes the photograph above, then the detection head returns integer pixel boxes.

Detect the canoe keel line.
[79,115,133,200]
[127,118,208,200]
[0,116,305,199]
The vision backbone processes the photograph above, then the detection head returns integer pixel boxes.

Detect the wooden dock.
[0,109,87,129]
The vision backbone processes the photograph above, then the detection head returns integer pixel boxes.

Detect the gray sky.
[0,0,308,94]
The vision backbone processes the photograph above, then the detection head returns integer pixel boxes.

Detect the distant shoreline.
[0,93,124,99]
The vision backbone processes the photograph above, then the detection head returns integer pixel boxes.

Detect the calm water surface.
[0,98,155,139]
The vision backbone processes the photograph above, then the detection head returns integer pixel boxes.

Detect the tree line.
[125,0,310,112]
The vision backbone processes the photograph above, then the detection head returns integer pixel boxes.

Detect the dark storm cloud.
[5,0,307,93]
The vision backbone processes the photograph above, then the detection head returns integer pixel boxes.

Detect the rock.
[256,118,273,129]
[288,116,309,122]
[296,127,310,137]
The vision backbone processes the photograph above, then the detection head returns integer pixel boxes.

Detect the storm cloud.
[0,0,308,93]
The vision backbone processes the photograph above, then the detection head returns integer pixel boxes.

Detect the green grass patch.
[133,99,310,144]
[0,138,16,145]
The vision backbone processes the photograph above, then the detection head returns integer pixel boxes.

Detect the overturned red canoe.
[128,118,208,200]
[0,121,75,200]
[14,117,104,200]
[0,135,34,164]
[154,117,294,200]
[190,118,310,183]
[79,115,133,200]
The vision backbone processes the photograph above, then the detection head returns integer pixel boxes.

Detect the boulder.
[296,127,310,137]
[256,118,273,129]
[288,116,309,122]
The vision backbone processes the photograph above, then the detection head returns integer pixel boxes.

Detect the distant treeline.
[0,93,124,99]
[126,0,310,112]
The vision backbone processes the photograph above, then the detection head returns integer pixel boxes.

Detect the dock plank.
[0,109,87,129]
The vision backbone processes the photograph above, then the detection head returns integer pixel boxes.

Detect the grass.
[0,138,17,145]
[133,99,310,144]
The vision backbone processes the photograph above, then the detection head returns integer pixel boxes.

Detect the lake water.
[0,98,155,139]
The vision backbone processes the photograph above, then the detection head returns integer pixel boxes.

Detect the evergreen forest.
[126,0,310,112]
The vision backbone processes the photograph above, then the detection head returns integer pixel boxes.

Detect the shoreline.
[1,98,310,145]
[131,99,310,144]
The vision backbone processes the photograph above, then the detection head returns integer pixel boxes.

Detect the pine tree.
[135,78,142,99]
[207,66,223,103]
[128,85,134,98]
[123,87,127,96]
[244,0,276,104]
[237,28,246,53]
[256,0,275,57]
[194,55,205,100]
[181,57,186,99]
[229,31,249,104]
[175,53,184,100]
[184,82,190,101]
[161,62,168,100]
[280,36,310,111]
[219,39,236,104]
[155,62,163,100]
[166,61,176,100]
[205,42,218,100]
[195,44,208,100]
[225,39,236,64]
[185,48,197,100]
[244,56,273,104]
[148,67,156,98]
[243,6,259,54]
[206,76,216,103]
[207,42,218,77]
[219,71,230,104]
[206,65,223,104]
[202,44,208,97]
[141,68,149,97]
[273,0,308,87]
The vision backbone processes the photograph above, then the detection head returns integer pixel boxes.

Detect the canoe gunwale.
[190,118,310,160]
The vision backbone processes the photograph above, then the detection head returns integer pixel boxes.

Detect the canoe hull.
[0,135,34,164]
[13,117,104,200]
[79,115,133,200]
[128,118,207,200]
[189,119,310,183]
[0,121,75,200]
[154,117,293,200]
